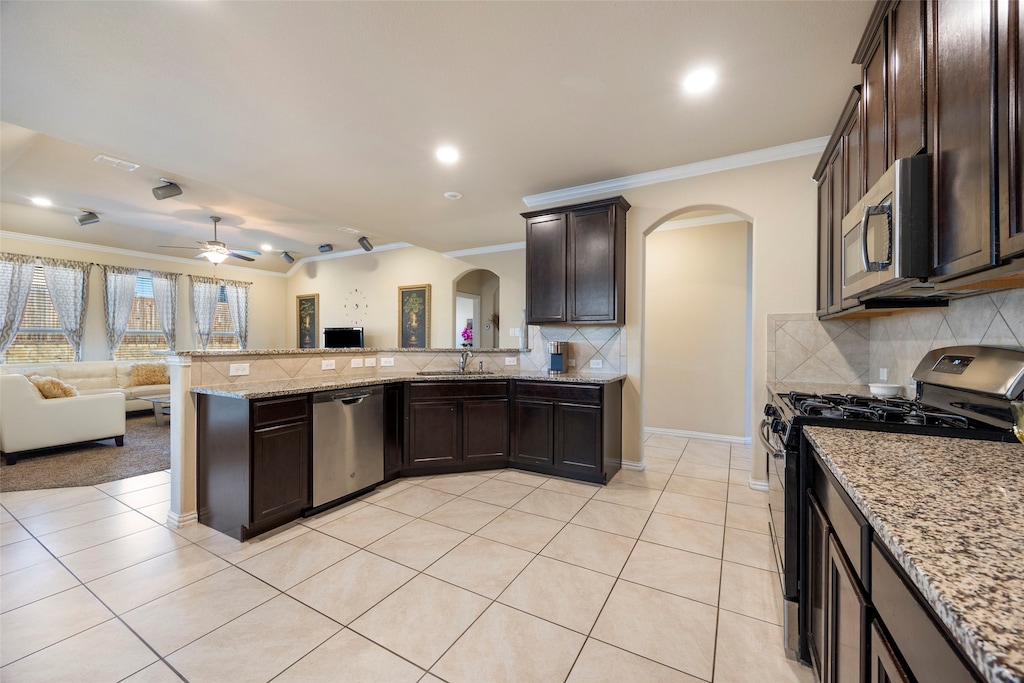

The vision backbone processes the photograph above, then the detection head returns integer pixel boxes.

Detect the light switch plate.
[380,357,395,367]
[364,358,377,367]
[229,363,250,376]
[350,358,364,368]
[321,359,336,370]
[505,357,517,366]
[589,359,603,369]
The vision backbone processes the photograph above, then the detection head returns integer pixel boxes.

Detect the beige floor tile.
[1,558,80,613]
[498,555,615,633]
[0,486,108,520]
[640,457,679,474]
[432,602,585,683]
[571,499,651,539]
[512,488,588,521]
[567,638,705,682]
[461,478,535,507]
[591,580,717,680]
[719,560,783,625]
[366,518,468,571]
[121,567,277,655]
[540,523,635,576]
[0,506,13,524]
[350,574,489,669]
[728,483,769,508]
[61,525,191,583]
[644,434,690,450]
[36,510,157,557]
[592,481,662,511]
[316,504,415,548]
[672,461,730,482]
[0,616,157,682]
[679,448,731,469]
[729,467,755,485]
[475,509,565,553]
[288,550,416,625]
[493,469,549,487]
[421,496,505,533]
[1,538,52,575]
[374,485,457,517]
[196,522,311,564]
[0,585,112,666]
[425,535,533,599]
[611,468,671,490]
[300,499,369,529]
[87,544,229,614]
[167,594,341,683]
[713,610,815,683]
[654,490,727,526]
[121,661,185,682]
[18,497,132,536]
[137,500,171,524]
[639,513,724,559]
[539,476,602,498]
[237,530,358,590]
[94,470,171,496]
[664,475,729,501]
[167,521,220,543]
[419,674,445,683]
[620,541,721,606]
[726,501,772,535]
[277,628,425,682]
[1,520,32,546]
[417,473,491,496]
[358,480,415,503]
[644,445,684,462]
[723,526,777,571]
[114,483,171,509]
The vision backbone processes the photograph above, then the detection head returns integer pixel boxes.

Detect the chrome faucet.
[459,350,473,373]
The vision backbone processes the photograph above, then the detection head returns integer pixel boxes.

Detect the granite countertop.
[192,372,626,399]
[802,426,1024,683]
[175,347,526,357]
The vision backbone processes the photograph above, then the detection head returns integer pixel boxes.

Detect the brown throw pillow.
[130,362,170,386]
[27,375,79,399]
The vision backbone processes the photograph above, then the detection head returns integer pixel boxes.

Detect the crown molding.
[522,136,830,208]
[442,242,526,259]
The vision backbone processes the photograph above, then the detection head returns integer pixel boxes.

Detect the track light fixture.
[74,211,100,226]
[318,244,333,253]
[281,252,295,264]
[152,178,182,200]
[358,236,374,252]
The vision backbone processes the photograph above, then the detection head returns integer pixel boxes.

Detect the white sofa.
[0,374,126,464]
[0,360,170,413]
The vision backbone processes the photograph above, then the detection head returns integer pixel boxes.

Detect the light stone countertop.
[174,347,526,356]
[191,372,626,399]
[802,426,1024,683]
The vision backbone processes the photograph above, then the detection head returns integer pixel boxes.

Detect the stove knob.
[763,403,780,419]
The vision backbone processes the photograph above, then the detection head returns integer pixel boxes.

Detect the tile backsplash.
[767,313,870,394]
[521,324,625,374]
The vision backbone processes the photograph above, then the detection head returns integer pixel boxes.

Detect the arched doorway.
[453,269,500,349]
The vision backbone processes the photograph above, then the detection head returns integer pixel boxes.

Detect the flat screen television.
[324,327,364,349]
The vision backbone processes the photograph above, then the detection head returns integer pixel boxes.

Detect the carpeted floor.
[0,414,171,492]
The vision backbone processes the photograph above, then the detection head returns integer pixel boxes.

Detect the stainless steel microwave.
[841,154,930,306]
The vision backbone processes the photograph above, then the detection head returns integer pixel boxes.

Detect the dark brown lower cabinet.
[383,383,403,478]
[869,621,912,683]
[807,493,831,678]
[828,535,869,683]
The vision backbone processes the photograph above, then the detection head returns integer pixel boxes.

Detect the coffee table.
[139,395,171,426]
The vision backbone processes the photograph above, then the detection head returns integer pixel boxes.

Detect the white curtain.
[0,253,38,362]
[222,279,251,350]
[40,258,91,361]
[102,265,138,359]
[151,271,179,351]
[190,275,219,351]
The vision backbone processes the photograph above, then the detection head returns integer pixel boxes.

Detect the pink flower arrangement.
[461,326,473,343]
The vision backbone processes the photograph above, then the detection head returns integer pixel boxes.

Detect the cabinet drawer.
[814,456,871,586]
[515,382,601,404]
[408,381,508,400]
[252,396,309,427]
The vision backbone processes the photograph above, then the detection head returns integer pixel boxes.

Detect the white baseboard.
[166,509,198,529]
[644,426,752,445]
[620,458,645,471]
[749,479,769,492]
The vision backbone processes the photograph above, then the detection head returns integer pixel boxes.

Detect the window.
[113,273,170,360]
[208,285,239,349]
[3,266,74,363]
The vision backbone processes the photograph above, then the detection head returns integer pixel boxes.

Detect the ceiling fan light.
[203,251,229,264]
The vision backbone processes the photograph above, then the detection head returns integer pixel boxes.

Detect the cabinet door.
[463,398,508,462]
[999,0,1024,258]
[512,399,554,465]
[384,384,403,476]
[568,205,620,323]
[869,620,912,683]
[526,214,568,324]
[862,29,889,191]
[807,492,831,681]
[251,422,310,525]
[407,401,459,466]
[554,402,602,474]
[929,0,999,279]
[889,0,927,162]
[828,536,869,683]
[817,174,832,318]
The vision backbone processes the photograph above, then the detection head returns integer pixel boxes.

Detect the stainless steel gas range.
[760,345,1024,662]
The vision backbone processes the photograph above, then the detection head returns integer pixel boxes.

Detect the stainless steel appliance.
[312,385,384,507]
[762,345,1023,662]
[548,341,567,374]
[841,154,930,306]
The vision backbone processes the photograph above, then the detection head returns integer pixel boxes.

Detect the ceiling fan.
[159,216,262,264]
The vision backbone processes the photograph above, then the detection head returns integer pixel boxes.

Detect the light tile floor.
[0,436,815,682]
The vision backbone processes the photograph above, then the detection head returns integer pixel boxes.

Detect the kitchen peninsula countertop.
[802,426,1024,683]
[192,372,626,400]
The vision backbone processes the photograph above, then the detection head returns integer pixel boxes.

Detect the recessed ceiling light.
[436,145,460,165]
[31,196,52,207]
[260,244,273,251]
[683,67,717,95]
[444,191,463,200]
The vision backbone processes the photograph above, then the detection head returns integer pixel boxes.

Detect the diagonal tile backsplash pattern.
[521,325,626,374]
[767,313,870,393]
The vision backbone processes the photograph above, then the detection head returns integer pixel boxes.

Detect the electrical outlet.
[589,359,603,369]
[321,359,336,370]
[505,357,517,366]
[350,358,364,368]
[510,327,520,337]
[364,358,377,367]
[228,363,249,376]
[380,357,395,367]
[879,367,888,381]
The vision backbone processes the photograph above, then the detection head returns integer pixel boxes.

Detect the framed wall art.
[398,284,430,348]
[297,293,319,349]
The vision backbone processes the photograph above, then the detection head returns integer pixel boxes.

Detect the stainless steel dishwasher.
[312,386,384,507]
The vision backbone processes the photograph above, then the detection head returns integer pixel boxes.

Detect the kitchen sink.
[416,370,495,376]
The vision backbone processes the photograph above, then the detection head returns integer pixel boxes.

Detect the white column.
[165,354,198,528]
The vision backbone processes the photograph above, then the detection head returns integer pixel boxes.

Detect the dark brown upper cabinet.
[522,196,629,326]
[998,0,1024,259]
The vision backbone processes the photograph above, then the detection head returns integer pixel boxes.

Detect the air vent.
[92,154,140,172]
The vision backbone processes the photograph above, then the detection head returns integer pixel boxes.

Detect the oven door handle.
[759,418,785,457]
